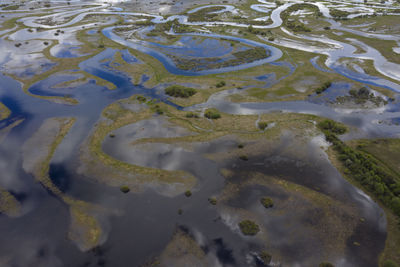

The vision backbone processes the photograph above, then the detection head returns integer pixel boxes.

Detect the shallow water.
[1,0,400,266]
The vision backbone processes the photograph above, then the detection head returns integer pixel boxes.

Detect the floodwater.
[0,0,400,266]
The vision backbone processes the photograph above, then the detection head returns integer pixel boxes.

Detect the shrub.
[258,121,268,130]
[109,133,115,138]
[319,263,334,267]
[204,108,221,119]
[165,85,197,98]
[216,81,226,88]
[239,155,249,161]
[317,119,347,135]
[238,143,244,149]
[238,220,260,235]
[185,190,192,197]
[208,197,217,205]
[120,185,130,193]
[260,197,273,208]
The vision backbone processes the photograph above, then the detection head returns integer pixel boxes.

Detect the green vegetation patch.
[165,85,197,98]
[238,220,260,236]
[315,81,332,94]
[258,121,268,130]
[208,197,217,205]
[317,119,347,135]
[336,87,387,106]
[320,122,400,218]
[260,197,273,208]
[120,185,130,193]
[204,108,221,119]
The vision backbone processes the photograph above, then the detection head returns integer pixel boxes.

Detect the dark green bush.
[185,190,192,197]
[208,197,217,205]
[165,85,197,98]
[319,263,334,267]
[204,108,221,119]
[260,197,273,208]
[120,185,130,193]
[239,155,249,161]
[239,220,260,235]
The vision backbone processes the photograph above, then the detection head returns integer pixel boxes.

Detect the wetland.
[0,0,400,266]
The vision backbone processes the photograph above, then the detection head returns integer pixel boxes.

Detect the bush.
[216,81,226,88]
[208,197,217,205]
[204,108,221,119]
[260,197,273,208]
[239,155,249,161]
[258,121,268,130]
[238,143,244,149]
[319,263,334,267]
[185,190,192,197]
[120,185,130,193]
[238,220,260,235]
[165,85,197,98]
[317,119,347,135]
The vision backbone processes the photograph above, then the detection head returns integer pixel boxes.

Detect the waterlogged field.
[0,0,400,266]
